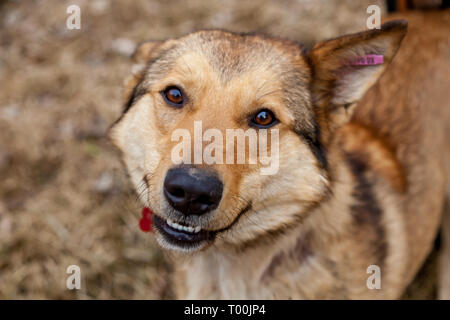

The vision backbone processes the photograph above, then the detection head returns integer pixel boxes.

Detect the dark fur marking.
[292,230,313,262]
[345,151,387,266]
[110,79,148,128]
[293,118,328,169]
[123,82,147,114]
[434,229,441,251]
[260,231,313,282]
[297,127,328,169]
[260,251,284,281]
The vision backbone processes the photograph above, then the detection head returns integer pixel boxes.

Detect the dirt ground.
[0,0,436,299]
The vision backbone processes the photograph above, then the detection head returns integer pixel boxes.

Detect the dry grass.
[0,0,435,299]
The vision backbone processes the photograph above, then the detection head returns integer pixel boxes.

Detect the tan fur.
[110,10,450,299]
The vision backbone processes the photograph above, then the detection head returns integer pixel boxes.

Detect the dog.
[110,10,450,299]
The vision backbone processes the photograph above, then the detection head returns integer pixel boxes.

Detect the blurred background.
[0,0,443,299]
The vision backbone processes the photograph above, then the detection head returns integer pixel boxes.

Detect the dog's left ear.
[307,20,407,128]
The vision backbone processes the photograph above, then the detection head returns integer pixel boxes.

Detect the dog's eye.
[250,109,278,128]
[162,86,184,107]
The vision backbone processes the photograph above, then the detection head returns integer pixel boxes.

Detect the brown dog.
[110,10,450,299]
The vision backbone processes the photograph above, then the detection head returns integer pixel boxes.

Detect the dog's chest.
[180,249,277,299]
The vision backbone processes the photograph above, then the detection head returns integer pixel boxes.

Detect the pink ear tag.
[349,54,384,66]
[139,207,154,232]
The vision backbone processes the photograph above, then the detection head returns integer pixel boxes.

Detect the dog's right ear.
[131,41,163,64]
[122,40,175,111]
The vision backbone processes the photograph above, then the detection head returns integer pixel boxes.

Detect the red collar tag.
[139,207,154,232]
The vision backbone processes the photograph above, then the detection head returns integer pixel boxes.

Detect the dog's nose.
[163,167,223,216]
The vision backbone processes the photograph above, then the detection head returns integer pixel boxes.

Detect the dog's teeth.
[166,219,201,233]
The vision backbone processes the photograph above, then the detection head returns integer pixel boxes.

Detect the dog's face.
[110,23,407,252]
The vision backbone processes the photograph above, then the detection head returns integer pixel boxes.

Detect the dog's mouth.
[153,215,216,250]
[153,204,252,251]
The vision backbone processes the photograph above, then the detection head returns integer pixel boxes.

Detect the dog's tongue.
[139,207,154,232]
